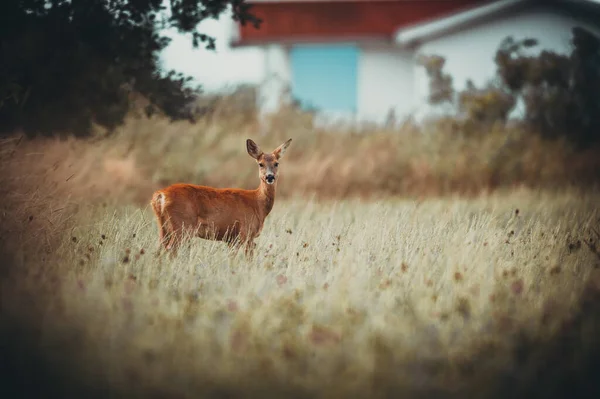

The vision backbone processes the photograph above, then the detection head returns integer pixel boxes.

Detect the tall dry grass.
[3,184,600,398]
[144,110,600,198]
[1,108,600,398]
[3,105,595,207]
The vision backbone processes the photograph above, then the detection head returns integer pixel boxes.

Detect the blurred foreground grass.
[1,111,600,398]
[3,187,600,398]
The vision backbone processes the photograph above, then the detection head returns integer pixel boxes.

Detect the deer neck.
[256,180,276,218]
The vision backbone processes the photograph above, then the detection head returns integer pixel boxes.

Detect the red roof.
[235,0,489,46]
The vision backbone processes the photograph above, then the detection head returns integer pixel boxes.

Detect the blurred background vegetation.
[418,26,600,148]
[1,1,599,200]
[0,0,260,136]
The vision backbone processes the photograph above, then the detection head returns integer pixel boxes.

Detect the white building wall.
[357,46,415,124]
[258,44,291,115]
[257,43,417,125]
[413,7,600,119]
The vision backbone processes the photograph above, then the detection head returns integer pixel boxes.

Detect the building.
[231,0,600,125]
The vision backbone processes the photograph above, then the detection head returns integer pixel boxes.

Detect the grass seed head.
[456,297,471,319]
[276,274,288,286]
[511,279,524,295]
[227,300,238,312]
[550,265,561,275]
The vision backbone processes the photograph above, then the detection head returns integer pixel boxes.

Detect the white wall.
[357,46,415,124]
[258,44,291,115]
[413,6,600,119]
[256,43,417,125]
[159,10,264,92]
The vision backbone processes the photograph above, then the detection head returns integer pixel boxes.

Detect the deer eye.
[274,162,279,167]
[259,163,264,167]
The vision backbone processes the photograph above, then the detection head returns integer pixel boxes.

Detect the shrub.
[420,27,600,147]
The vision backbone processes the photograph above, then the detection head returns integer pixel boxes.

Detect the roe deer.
[150,138,292,256]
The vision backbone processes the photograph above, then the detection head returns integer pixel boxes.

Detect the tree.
[419,27,600,147]
[494,28,600,146]
[0,0,261,137]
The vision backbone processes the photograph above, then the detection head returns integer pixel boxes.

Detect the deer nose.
[266,174,275,183]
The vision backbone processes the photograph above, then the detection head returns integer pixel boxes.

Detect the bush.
[457,81,516,135]
[416,54,454,106]
[420,27,600,147]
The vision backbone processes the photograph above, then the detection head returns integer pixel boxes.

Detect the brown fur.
[150,138,292,256]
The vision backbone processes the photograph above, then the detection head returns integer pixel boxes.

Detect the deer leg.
[151,198,171,252]
[158,221,174,253]
[226,240,242,258]
[165,217,187,255]
[244,240,256,259]
[224,233,245,258]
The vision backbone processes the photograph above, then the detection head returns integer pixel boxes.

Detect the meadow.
[1,107,600,398]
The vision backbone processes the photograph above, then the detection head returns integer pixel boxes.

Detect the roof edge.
[230,35,394,48]
[245,0,405,2]
[393,0,531,48]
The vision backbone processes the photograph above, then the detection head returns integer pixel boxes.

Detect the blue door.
[289,44,358,113]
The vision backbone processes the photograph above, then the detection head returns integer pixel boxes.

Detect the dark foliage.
[421,27,600,147]
[417,54,454,106]
[0,0,261,137]
[495,28,600,147]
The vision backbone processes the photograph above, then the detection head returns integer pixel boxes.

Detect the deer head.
[246,138,292,185]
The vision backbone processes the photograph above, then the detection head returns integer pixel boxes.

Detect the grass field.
[4,189,600,397]
[1,114,600,398]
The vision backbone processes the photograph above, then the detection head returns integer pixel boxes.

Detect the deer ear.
[273,138,292,159]
[246,139,262,159]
